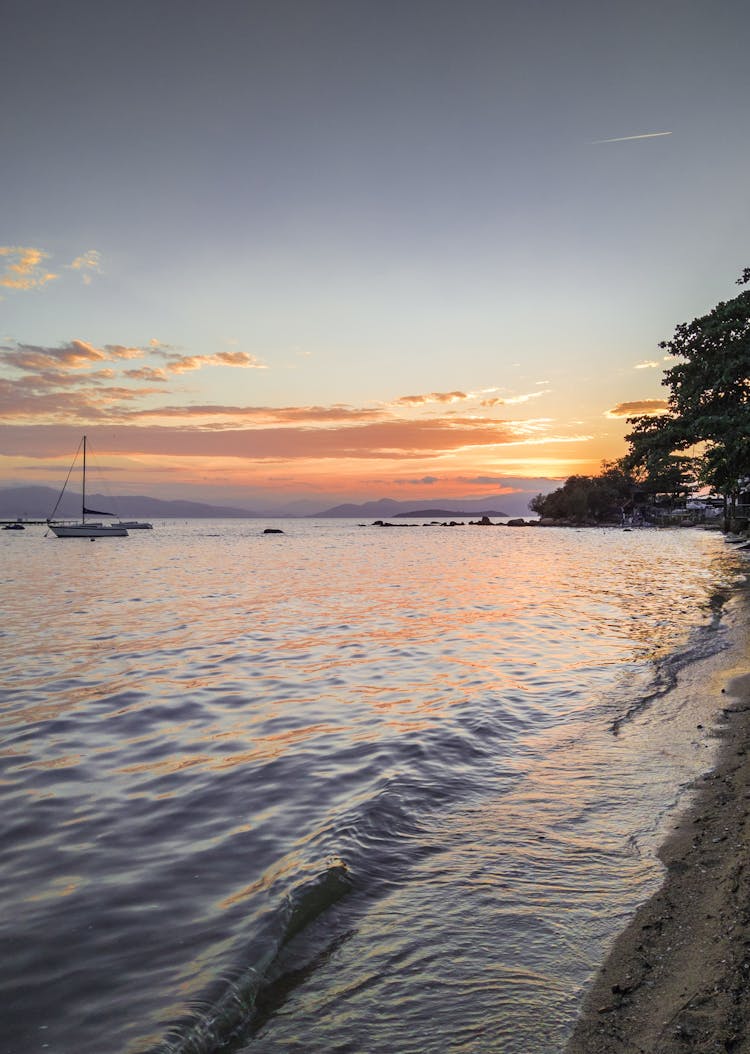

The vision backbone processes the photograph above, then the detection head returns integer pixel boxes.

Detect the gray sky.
[1,0,748,504]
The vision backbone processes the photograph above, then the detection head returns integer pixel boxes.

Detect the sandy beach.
[567,577,750,1054]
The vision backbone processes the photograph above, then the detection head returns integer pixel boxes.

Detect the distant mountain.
[1,478,559,521]
[0,486,264,519]
[312,498,404,518]
[319,481,561,519]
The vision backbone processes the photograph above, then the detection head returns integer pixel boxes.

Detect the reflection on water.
[0,520,745,1053]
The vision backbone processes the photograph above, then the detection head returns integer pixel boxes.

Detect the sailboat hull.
[49,522,129,538]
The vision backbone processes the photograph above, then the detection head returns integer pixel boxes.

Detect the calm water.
[1,520,747,1054]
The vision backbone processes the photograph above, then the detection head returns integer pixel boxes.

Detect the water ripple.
[0,521,745,1053]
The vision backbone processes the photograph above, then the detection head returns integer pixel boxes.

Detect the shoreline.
[566,577,750,1054]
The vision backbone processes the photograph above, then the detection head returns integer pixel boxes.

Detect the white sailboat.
[47,436,129,538]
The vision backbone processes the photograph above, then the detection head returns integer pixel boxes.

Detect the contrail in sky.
[589,131,673,144]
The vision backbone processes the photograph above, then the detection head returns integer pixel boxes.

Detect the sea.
[1,518,748,1054]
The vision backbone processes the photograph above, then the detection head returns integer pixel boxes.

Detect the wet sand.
[567,606,750,1053]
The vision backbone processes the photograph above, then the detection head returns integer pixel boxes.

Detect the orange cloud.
[605,399,670,418]
[118,403,387,425]
[2,340,108,371]
[66,250,102,284]
[395,391,468,406]
[0,325,613,490]
[124,366,169,382]
[104,344,147,360]
[213,351,262,367]
[0,373,167,421]
[2,367,117,391]
[395,389,548,410]
[0,385,118,421]
[159,351,266,373]
[0,246,59,291]
[0,417,540,461]
[478,391,547,407]
[1,339,269,383]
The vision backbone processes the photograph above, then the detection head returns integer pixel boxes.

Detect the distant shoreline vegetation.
[392,508,508,519]
[531,269,750,532]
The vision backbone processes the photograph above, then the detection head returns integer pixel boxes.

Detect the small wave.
[150,860,352,1054]
[148,750,490,1054]
[610,583,735,734]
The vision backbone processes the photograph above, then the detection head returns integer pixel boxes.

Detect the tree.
[622,444,699,505]
[626,269,750,527]
[528,462,634,523]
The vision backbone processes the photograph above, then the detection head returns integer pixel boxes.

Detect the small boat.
[49,521,128,538]
[113,520,153,530]
[2,522,25,531]
[47,436,129,538]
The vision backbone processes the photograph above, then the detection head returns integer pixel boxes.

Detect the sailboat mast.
[82,434,86,522]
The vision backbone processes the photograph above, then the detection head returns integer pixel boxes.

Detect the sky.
[1,0,748,512]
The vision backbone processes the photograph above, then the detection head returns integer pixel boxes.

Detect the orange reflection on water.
[27,876,83,903]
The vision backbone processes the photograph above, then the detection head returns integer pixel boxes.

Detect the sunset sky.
[1,0,748,511]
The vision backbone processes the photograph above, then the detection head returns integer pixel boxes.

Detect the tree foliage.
[625,269,750,503]
[529,463,634,522]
